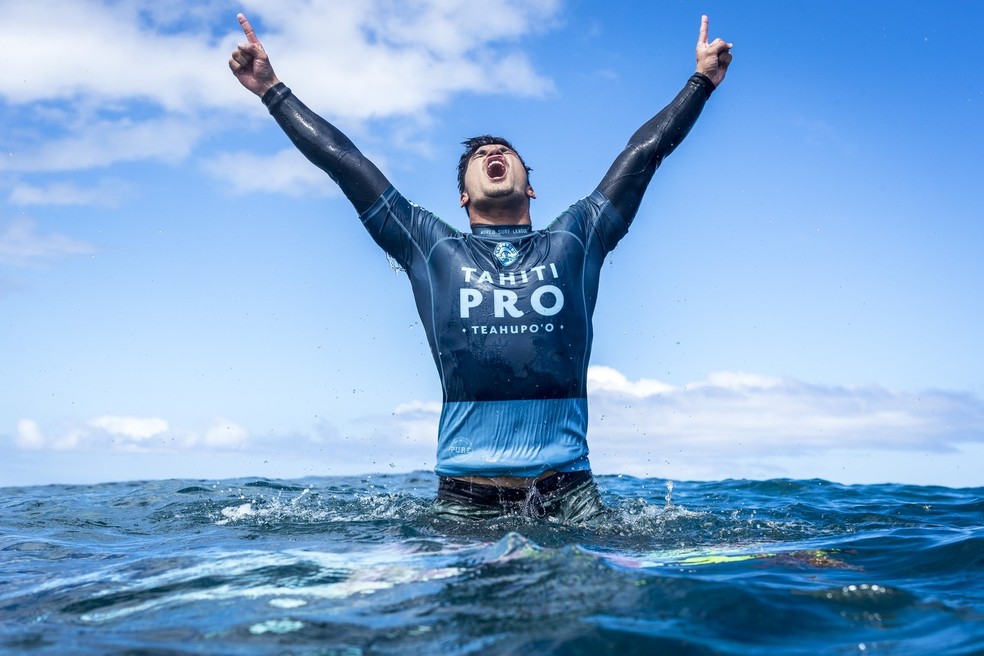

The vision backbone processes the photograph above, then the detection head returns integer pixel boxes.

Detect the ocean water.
[1,474,982,655]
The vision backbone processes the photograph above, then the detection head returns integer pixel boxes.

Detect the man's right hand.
[228,13,280,97]
[695,15,733,88]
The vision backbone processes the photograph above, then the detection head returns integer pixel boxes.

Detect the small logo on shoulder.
[493,242,519,267]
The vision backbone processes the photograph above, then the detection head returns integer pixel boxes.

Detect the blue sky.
[2,0,982,488]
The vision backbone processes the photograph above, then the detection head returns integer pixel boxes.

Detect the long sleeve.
[597,74,714,223]
[262,83,391,215]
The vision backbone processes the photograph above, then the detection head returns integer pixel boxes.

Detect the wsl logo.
[493,242,519,267]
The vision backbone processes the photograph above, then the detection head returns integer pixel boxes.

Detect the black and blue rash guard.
[361,188,625,476]
[262,74,714,477]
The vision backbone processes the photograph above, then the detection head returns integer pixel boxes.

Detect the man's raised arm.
[228,13,390,214]
[597,15,733,224]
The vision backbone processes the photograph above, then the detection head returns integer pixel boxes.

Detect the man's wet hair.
[456,135,533,196]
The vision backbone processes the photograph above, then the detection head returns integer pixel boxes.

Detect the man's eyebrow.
[473,145,509,157]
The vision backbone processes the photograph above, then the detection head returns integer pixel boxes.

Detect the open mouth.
[485,156,507,181]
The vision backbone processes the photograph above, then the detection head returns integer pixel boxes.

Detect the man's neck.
[467,205,532,228]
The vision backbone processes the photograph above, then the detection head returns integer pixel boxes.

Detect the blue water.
[1,474,982,655]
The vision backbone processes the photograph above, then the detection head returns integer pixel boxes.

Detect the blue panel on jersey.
[435,398,591,477]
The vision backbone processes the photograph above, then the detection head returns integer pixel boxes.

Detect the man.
[229,13,732,522]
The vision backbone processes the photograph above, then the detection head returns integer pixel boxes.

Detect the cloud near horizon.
[7,367,982,485]
[13,416,251,453]
[381,367,984,481]
[584,366,984,453]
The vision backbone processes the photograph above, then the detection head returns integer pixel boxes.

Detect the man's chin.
[481,183,519,198]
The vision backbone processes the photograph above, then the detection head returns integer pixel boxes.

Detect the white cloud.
[2,0,558,113]
[1,1,233,110]
[88,416,169,440]
[584,367,984,482]
[0,117,204,173]
[14,419,86,451]
[1,0,561,174]
[0,218,94,267]
[15,419,45,450]
[11,365,980,485]
[586,367,984,451]
[203,419,250,447]
[392,400,442,416]
[202,149,339,198]
[9,415,247,454]
[381,366,984,483]
[584,366,675,397]
[8,178,133,207]
[243,0,559,120]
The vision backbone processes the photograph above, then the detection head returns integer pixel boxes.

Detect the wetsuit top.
[262,74,714,477]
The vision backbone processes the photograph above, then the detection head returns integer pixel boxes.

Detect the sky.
[2,0,982,488]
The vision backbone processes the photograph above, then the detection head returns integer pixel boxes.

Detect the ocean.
[1,473,982,655]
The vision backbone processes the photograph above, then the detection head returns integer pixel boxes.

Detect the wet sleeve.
[597,74,715,224]
[262,83,391,215]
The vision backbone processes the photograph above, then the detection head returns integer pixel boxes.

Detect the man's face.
[460,143,535,212]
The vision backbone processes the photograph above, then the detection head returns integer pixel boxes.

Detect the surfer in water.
[229,13,732,522]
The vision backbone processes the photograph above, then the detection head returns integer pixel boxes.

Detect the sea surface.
[1,473,982,655]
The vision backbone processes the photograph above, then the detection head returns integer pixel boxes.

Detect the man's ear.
[527,186,536,200]
[460,192,470,208]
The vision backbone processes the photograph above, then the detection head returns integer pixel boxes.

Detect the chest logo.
[493,242,519,267]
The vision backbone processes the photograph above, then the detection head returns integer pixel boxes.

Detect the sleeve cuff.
[261,82,292,112]
[691,73,715,98]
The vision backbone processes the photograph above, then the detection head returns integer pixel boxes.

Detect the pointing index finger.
[238,13,259,44]
[698,15,709,46]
